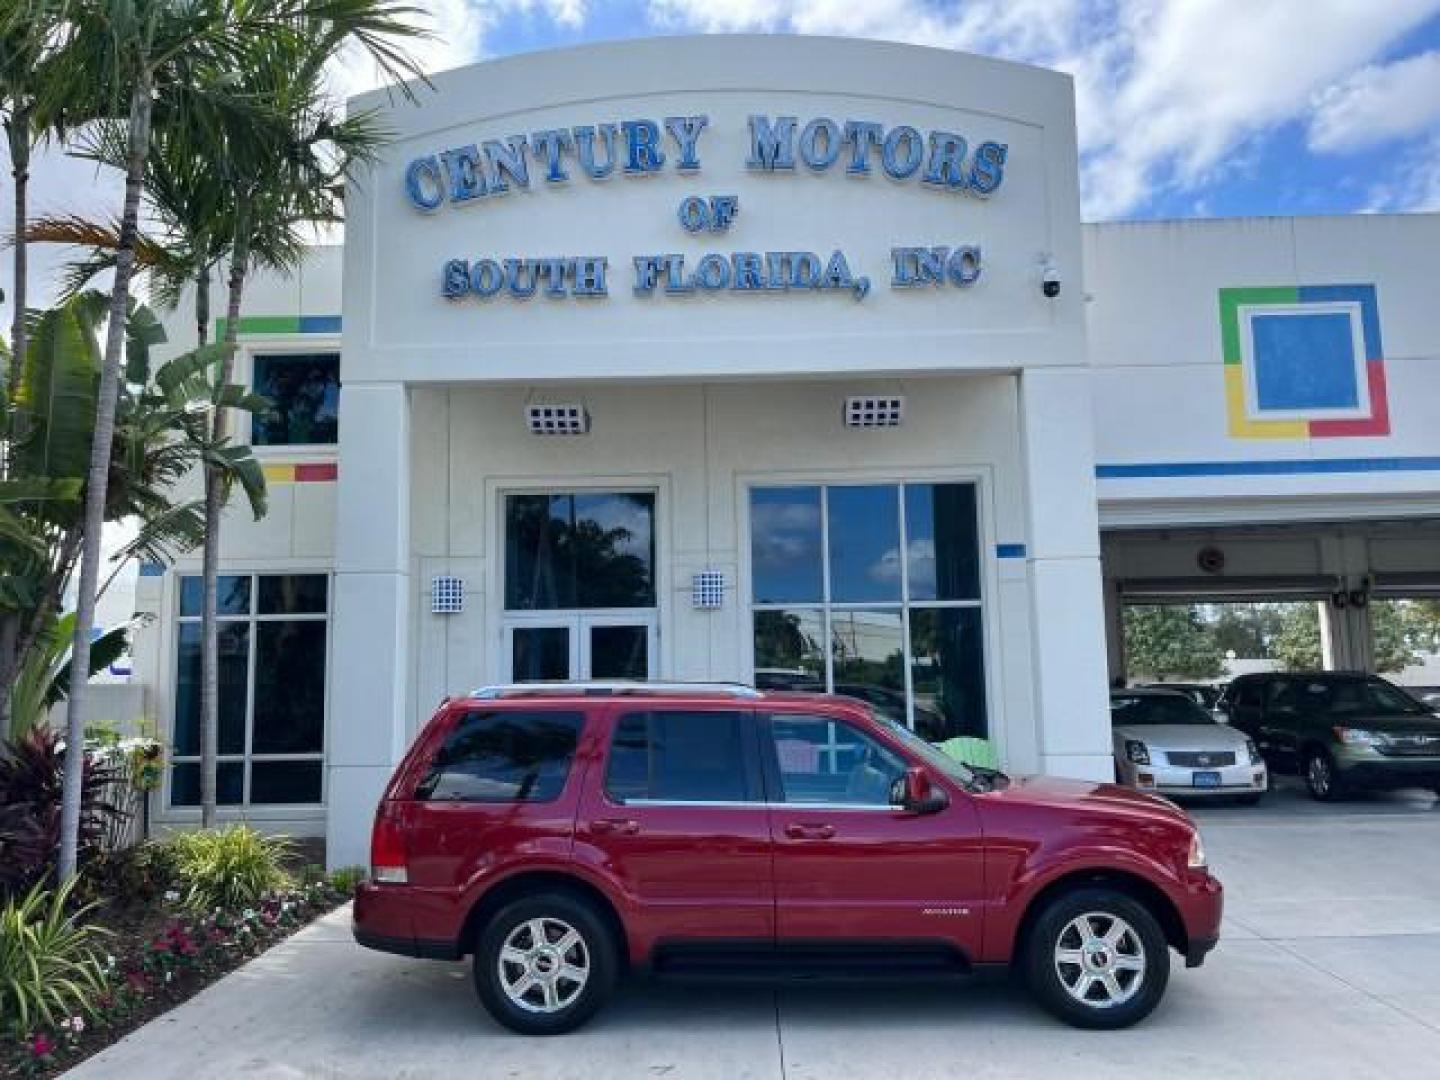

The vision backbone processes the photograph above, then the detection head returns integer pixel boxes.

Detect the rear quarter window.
[415,709,584,802]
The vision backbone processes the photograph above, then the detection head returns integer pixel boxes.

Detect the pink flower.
[30,1033,55,1057]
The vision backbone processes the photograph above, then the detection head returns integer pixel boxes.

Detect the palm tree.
[0,0,68,403]
[194,19,397,824]
[50,0,425,874]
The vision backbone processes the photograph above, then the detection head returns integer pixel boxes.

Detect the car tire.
[473,891,617,1036]
[1022,887,1170,1030]
[1304,749,1344,802]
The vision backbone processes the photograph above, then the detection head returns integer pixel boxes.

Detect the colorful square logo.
[1219,285,1388,439]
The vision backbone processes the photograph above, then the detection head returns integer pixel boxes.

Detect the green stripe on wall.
[1218,286,1299,365]
[215,316,302,339]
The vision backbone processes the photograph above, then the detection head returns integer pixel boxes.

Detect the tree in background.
[1272,602,1324,671]
[1122,604,1226,681]
[1209,603,1290,659]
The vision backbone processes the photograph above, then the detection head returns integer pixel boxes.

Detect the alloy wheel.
[497,917,590,1014]
[1053,912,1147,1008]
[1307,754,1333,798]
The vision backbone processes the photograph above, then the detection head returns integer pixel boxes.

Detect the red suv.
[355,683,1222,1034]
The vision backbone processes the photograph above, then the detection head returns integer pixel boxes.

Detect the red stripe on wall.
[293,462,338,482]
[1309,360,1390,438]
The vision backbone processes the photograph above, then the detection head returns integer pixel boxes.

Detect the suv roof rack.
[468,680,764,700]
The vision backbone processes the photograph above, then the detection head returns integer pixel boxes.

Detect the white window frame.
[239,338,342,458]
[741,475,994,741]
[486,477,671,685]
[165,571,332,812]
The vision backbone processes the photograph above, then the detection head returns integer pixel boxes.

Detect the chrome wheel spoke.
[1103,922,1127,947]
[1113,954,1145,972]
[559,963,588,985]
[498,916,589,1014]
[1055,948,1085,967]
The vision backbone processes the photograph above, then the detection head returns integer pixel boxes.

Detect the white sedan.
[1111,689,1268,803]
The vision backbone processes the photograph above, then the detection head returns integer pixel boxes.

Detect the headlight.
[1245,738,1264,766]
[1187,831,1207,869]
[1334,726,1383,746]
[1124,739,1150,765]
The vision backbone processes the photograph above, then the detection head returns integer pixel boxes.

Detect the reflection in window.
[416,711,583,802]
[505,492,655,610]
[252,353,340,446]
[171,573,328,807]
[753,609,825,691]
[905,485,980,601]
[910,608,987,739]
[827,486,901,603]
[750,487,823,604]
[749,483,987,740]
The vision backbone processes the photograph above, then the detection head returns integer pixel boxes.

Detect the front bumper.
[1185,934,1219,968]
[1334,751,1440,789]
[1118,759,1267,797]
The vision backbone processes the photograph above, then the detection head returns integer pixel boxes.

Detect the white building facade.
[124,38,1440,867]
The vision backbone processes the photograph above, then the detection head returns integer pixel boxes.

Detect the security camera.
[1040,257,1060,298]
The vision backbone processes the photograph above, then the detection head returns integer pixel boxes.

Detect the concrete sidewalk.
[67,784,1440,1079]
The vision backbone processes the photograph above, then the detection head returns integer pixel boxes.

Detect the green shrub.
[327,866,365,897]
[0,879,110,1036]
[169,826,294,912]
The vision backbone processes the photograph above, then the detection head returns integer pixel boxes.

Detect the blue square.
[1251,311,1359,411]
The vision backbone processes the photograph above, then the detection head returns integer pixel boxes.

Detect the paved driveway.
[66,781,1440,1079]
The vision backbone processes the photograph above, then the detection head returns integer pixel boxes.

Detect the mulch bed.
[0,878,352,1078]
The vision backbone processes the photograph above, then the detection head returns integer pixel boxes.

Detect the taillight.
[370,802,408,884]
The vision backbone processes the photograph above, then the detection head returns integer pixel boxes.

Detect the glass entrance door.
[504,614,656,682]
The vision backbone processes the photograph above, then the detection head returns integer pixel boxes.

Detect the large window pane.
[179,574,250,617]
[830,609,905,724]
[250,761,323,804]
[605,711,752,802]
[753,609,825,691]
[252,353,340,446]
[257,574,328,615]
[750,487,823,603]
[415,710,583,802]
[174,622,248,756]
[827,485,901,603]
[910,607,987,740]
[253,621,326,754]
[171,761,243,806]
[905,484,980,601]
[505,492,655,610]
[770,714,905,806]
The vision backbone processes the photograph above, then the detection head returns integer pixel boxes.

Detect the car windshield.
[1110,694,1215,727]
[870,713,982,789]
[1281,677,1429,717]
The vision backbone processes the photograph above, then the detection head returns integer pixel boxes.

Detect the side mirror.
[891,766,949,815]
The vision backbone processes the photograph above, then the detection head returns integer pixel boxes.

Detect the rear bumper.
[353,881,463,961]
[353,925,462,961]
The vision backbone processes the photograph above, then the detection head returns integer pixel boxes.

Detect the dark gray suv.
[1215,672,1440,800]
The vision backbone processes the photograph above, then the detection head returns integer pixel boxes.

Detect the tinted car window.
[416,710,583,802]
[1110,695,1215,726]
[770,714,907,806]
[605,711,753,803]
[1276,676,1428,717]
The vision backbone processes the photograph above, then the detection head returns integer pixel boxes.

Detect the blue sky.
[331,0,1440,222]
[11,1,1440,318]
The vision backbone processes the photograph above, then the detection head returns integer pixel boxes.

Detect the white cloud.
[644,0,1440,218]
[1308,50,1440,153]
[1364,133,1440,211]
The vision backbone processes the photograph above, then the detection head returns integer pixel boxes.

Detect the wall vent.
[526,404,591,436]
[844,396,905,428]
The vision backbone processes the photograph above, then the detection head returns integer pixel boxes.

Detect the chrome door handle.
[784,823,836,840]
[592,818,640,836]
